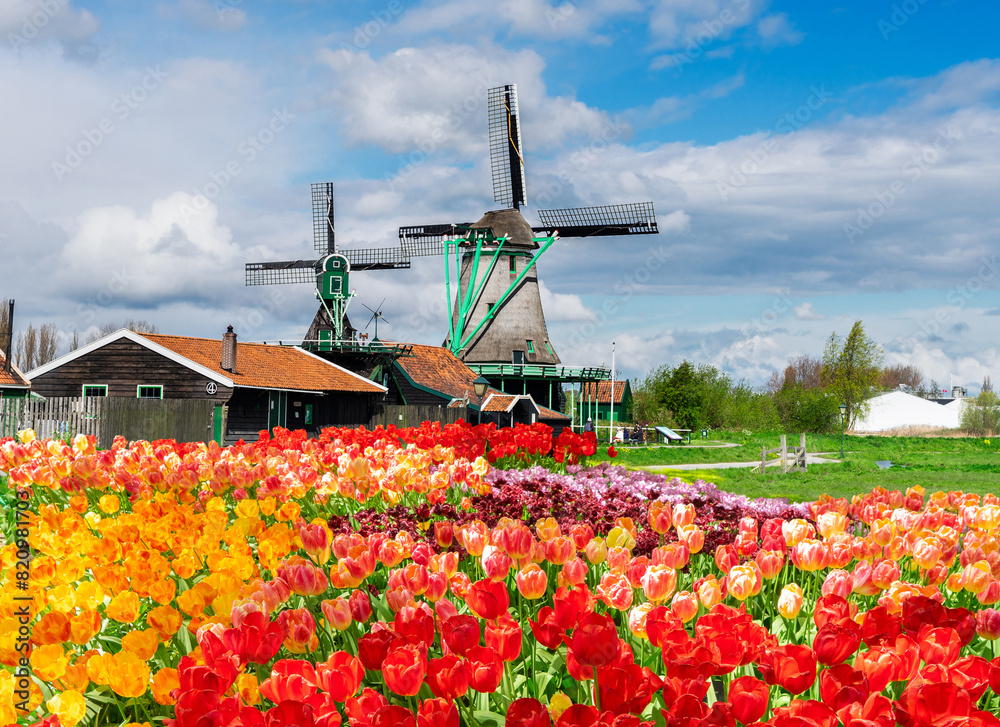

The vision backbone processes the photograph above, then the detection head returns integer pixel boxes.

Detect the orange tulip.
[516,564,548,600]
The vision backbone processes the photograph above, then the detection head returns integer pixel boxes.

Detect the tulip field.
[3,422,1000,727]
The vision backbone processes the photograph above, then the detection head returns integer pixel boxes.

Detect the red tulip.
[395,603,436,648]
[382,643,428,697]
[555,704,599,727]
[919,626,961,666]
[265,699,316,727]
[530,607,567,649]
[259,659,318,703]
[758,643,817,695]
[418,698,460,727]
[440,614,480,656]
[813,618,862,665]
[729,675,768,724]
[316,651,365,702]
[371,705,417,727]
[506,698,551,727]
[345,689,388,727]
[485,613,523,662]
[350,590,373,623]
[571,612,620,669]
[607,446,617,458]
[424,654,469,700]
[223,611,284,665]
[951,655,992,701]
[466,578,510,621]
[466,645,504,693]
[770,699,837,727]
[819,663,869,710]
[358,630,402,671]
[304,692,343,727]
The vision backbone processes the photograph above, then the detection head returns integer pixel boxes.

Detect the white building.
[853,390,965,432]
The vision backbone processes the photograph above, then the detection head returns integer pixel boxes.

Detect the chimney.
[3,300,12,374]
[221,325,237,373]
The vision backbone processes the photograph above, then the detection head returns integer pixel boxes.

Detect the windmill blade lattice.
[312,182,336,255]
[534,202,659,238]
[488,84,526,210]
[245,260,315,286]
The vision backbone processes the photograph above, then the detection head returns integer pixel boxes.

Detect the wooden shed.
[26,328,386,443]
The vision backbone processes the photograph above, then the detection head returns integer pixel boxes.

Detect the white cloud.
[316,44,616,158]
[756,13,804,49]
[58,193,243,304]
[794,302,825,320]
[1,0,100,54]
[538,281,595,322]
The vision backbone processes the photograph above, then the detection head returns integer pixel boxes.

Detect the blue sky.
[1,0,998,391]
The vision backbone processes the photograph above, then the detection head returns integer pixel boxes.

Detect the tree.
[880,364,924,392]
[85,319,159,344]
[14,322,59,371]
[767,355,824,394]
[961,390,1000,436]
[984,375,993,394]
[821,320,884,429]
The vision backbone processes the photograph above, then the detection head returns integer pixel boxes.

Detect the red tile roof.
[0,353,29,388]
[581,380,629,404]
[537,403,570,421]
[141,334,384,394]
[394,343,484,401]
[482,394,516,412]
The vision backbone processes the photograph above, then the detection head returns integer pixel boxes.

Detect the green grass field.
[591,431,1000,502]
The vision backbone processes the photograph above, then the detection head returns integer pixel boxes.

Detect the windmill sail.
[488,84,526,210]
[312,182,336,255]
[534,202,659,237]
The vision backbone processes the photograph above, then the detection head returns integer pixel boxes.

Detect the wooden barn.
[26,328,386,443]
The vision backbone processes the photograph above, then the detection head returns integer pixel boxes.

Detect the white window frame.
[82,384,108,397]
[136,384,164,399]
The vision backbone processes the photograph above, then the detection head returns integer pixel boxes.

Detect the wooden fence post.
[780,434,787,474]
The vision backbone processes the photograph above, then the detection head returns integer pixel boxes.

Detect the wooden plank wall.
[97,398,216,449]
[367,403,466,429]
[0,397,215,447]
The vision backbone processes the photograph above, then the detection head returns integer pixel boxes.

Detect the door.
[267,391,287,433]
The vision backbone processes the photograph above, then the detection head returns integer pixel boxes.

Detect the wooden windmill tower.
[244,183,411,350]
[399,84,660,368]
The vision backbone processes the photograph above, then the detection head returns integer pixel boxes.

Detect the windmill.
[362,299,389,342]
[244,183,410,349]
[398,84,659,367]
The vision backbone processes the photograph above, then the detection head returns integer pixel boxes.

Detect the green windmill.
[245,183,412,350]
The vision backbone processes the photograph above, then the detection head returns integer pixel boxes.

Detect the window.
[545,341,554,355]
[526,340,535,354]
[328,277,342,296]
[137,385,163,399]
[83,385,107,397]
[509,255,516,274]
[513,351,526,365]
